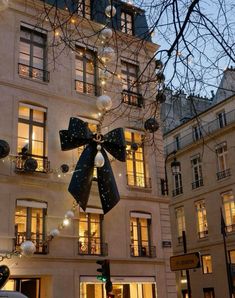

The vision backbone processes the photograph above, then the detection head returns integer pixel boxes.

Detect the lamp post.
[163,151,180,195]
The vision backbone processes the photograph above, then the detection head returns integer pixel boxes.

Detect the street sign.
[170,252,201,271]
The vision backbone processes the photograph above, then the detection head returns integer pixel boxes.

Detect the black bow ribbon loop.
[59,117,126,214]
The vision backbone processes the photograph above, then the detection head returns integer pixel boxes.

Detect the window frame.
[191,155,203,189]
[222,191,235,232]
[75,46,98,96]
[125,130,149,188]
[78,212,104,256]
[201,254,213,274]
[217,110,227,128]
[130,212,153,257]
[195,200,208,239]
[19,25,48,82]
[121,10,134,35]
[15,199,47,254]
[192,125,202,141]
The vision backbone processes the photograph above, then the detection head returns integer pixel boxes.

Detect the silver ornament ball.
[65,210,75,219]
[100,28,113,40]
[105,5,116,18]
[96,94,112,111]
[50,228,60,237]
[20,240,36,257]
[95,151,105,167]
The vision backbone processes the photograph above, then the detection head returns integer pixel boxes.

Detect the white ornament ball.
[99,47,115,63]
[95,151,105,167]
[0,0,8,11]
[96,95,112,111]
[105,5,116,18]
[100,28,113,40]
[20,241,36,257]
[65,210,75,219]
[99,69,112,80]
[50,228,60,237]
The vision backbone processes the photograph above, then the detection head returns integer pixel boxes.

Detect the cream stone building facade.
[0,0,176,297]
[164,94,235,298]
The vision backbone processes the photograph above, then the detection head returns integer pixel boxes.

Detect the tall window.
[121,61,142,107]
[217,110,227,128]
[216,142,230,179]
[19,25,48,82]
[130,212,154,257]
[192,125,202,141]
[195,200,208,238]
[222,191,235,232]
[78,212,104,255]
[191,155,203,189]
[17,103,48,172]
[75,47,97,96]
[175,207,186,243]
[172,167,183,197]
[121,11,133,35]
[174,134,180,150]
[15,200,47,254]
[125,131,149,188]
[201,255,212,274]
[77,0,91,18]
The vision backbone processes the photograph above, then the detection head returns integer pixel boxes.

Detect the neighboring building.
[161,89,213,133]
[164,94,235,298]
[0,0,176,298]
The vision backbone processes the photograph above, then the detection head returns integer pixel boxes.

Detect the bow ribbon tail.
[97,150,120,214]
[68,144,96,211]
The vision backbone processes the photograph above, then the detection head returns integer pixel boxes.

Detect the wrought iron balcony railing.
[172,186,183,197]
[78,241,108,256]
[15,154,50,173]
[15,232,48,254]
[165,109,235,155]
[130,244,156,258]
[77,3,91,19]
[216,168,231,180]
[18,63,49,82]
[126,173,151,188]
[122,90,143,107]
[192,178,204,189]
[198,230,208,239]
[75,79,98,96]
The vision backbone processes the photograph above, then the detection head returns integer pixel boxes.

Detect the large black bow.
[59,117,126,214]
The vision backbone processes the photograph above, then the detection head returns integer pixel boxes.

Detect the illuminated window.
[121,11,133,35]
[19,25,48,82]
[175,207,185,242]
[191,155,203,189]
[2,278,40,298]
[80,282,156,298]
[77,0,91,19]
[195,200,208,239]
[75,47,98,96]
[15,200,47,254]
[130,212,154,257]
[17,103,47,172]
[216,142,230,180]
[78,212,105,255]
[202,255,212,274]
[222,191,235,232]
[125,131,149,188]
[121,61,142,107]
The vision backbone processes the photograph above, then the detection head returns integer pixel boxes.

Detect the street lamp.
[171,158,181,175]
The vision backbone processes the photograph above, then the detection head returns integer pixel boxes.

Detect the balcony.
[15,154,50,173]
[172,186,183,197]
[15,232,48,254]
[192,178,204,189]
[18,63,49,82]
[198,230,208,239]
[216,168,231,180]
[78,241,108,256]
[126,173,151,188]
[75,79,98,96]
[122,90,143,107]
[130,244,156,258]
[165,109,235,155]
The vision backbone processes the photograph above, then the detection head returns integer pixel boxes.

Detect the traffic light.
[96,259,110,282]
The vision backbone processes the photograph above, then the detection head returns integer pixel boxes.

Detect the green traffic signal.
[96,259,110,282]
[96,275,107,282]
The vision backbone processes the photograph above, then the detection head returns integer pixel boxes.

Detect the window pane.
[202,255,212,274]
[19,106,30,119]
[15,206,27,233]
[32,126,43,142]
[33,110,44,123]
[33,46,44,58]
[18,122,29,139]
